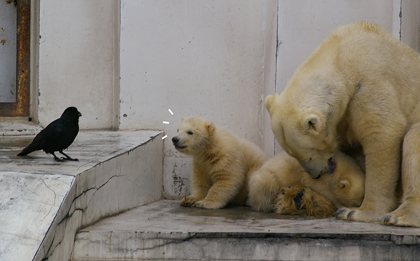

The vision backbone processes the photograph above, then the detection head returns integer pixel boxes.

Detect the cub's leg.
[180,167,211,207]
[193,168,244,209]
[247,168,281,212]
[383,123,420,227]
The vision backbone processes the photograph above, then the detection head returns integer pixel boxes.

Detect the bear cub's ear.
[205,121,215,133]
[339,180,350,190]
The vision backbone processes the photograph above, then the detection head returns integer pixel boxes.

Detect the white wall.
[38,0,119,129]
[35,0,420,199]
[401,0,420,51]
[119,0,277,198]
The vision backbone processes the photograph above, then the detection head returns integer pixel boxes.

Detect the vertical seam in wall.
[399,0,402,41]
[259,2,267,149]
[30,0,40,123]
[274,3,279,94]
[259,27,264,147]
[273,2,280,154]
[113,0,121,130]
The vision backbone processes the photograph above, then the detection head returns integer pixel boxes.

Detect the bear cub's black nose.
[172,137,179,144]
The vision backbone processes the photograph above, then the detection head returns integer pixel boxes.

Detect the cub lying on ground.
[172,116,268,209]
[248,151,365,217]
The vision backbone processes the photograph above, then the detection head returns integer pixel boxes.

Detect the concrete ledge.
[73,200,420,261]
[0,131,163,261]
[0,121,42,136]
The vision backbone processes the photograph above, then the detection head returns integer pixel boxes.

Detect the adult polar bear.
[265,21,420,227]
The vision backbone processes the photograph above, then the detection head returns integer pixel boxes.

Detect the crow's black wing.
[17,119,64,156]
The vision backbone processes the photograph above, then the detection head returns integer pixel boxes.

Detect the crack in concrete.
[41,174,126,260]
[58,174,126,227]
[116,233,198,253]
[40,179,57,222]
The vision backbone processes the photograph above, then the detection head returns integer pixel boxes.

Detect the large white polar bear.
[264,21,420,227]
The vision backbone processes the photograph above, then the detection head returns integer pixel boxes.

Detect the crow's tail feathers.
[17,144,42,156]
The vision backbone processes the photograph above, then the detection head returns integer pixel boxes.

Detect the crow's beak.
[78,112,82,117]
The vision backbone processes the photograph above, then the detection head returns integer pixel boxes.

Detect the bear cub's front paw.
[194,199,224,209]
[180,195,199,207]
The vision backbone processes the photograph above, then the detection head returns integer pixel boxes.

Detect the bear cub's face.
[172,117,214,155]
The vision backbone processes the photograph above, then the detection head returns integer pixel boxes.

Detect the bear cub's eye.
[187,130,194,135]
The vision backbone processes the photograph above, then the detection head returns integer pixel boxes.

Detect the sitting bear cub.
[172,116,268,209]
[248,151,365,217]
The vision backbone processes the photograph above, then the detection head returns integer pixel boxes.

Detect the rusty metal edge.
[0,0,30,117]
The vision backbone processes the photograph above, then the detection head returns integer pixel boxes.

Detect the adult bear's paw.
[335,207,384,223]
[383,202,420,227]
[335,207,354,220]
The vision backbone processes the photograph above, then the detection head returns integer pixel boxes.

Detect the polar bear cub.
[172,116,269,209]
[248,151,365,213]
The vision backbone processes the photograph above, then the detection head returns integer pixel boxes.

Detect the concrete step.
[72,200,420,261]
[0,130,163,261]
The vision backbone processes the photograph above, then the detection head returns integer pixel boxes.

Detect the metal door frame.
[0,0,30,117]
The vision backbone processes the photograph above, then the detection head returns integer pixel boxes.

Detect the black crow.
[17,106,82,161]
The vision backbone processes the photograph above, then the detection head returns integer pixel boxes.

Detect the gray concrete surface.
[0,130,163,261]
[73,200,420,261]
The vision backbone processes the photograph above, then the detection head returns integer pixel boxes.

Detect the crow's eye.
[187,131,193,135]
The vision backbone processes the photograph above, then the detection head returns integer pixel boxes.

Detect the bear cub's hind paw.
[275,185,337,218]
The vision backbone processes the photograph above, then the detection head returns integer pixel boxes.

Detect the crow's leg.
[52,152,64,162]
[59,150,79,161]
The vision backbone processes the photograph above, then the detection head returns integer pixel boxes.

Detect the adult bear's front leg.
[335,86,405,223]
[338,136,401,223]
[383,123,420,227]
[342,135,401,222]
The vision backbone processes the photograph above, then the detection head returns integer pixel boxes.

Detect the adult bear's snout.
[328,157,336,174]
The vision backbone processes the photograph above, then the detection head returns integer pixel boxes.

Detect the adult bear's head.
[265,93,337,179]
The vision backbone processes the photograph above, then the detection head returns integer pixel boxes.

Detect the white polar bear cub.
[172,116,269,209]
[247,151,365,214]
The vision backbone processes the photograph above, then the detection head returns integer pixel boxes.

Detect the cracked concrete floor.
[0,130,162,261]
[79,200,420,237]
[73,200,420,260]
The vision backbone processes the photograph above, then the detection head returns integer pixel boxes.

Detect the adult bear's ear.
[205,121,215,133]
[302,114,324,133]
